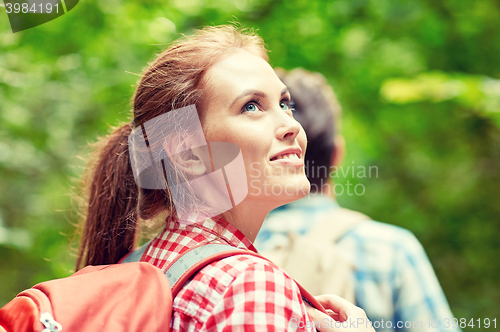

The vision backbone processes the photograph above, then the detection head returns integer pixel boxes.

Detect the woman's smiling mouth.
[269,148,304,166]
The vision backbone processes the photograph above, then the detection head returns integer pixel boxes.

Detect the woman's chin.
[254,176,311,204]
[281,180,311,203]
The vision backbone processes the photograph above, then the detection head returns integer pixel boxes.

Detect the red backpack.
[0,243,326,331]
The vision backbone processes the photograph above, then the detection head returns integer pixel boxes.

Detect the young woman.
[76,25,373,331]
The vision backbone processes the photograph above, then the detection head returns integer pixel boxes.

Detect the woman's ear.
[164,139,209,177]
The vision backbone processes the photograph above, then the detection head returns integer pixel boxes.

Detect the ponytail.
[76,123,138,270]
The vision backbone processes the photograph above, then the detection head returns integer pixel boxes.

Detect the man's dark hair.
[275,68,341,192]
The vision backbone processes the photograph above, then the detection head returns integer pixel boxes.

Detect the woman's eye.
[242,102,259,113]
[280,99,294,112]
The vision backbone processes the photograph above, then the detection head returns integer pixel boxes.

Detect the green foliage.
[1,0,499,320]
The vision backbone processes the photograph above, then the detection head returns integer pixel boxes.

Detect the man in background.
[255,68,460,332]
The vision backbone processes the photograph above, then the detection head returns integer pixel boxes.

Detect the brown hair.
[76,25,268,270]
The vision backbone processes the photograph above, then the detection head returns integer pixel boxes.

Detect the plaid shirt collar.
[142,214,257,271]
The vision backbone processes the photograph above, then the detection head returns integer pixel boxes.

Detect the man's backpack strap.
[260,207,370,302]
[306,208,370,244]
[122,242,327,314]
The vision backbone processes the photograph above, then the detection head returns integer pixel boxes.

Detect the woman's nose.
[275,111,301,141]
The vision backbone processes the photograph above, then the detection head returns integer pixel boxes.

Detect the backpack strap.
[306,207,370,244]
[165,243,246,298]
[295,207,370,301]
[120,239,154,264]
[121,241,327,314]
[260,207,370,302]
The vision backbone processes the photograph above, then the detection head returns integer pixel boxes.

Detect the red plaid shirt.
[140,214,316,331]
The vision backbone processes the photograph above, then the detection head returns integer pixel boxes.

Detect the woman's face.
[201,49,310,207]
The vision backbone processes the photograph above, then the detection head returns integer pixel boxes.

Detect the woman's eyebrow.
[230,87,290,107]
[230,89,266,107]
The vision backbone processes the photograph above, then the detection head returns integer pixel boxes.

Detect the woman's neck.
[221,199,275,243]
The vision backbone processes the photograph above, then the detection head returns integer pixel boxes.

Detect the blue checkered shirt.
[255,195,461,332]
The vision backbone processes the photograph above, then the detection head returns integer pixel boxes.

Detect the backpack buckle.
[40,312,63,332]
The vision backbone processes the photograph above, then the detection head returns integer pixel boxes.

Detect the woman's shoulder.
[172,253,307,329]
[186,252,300,294]
[208,252,283,273]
